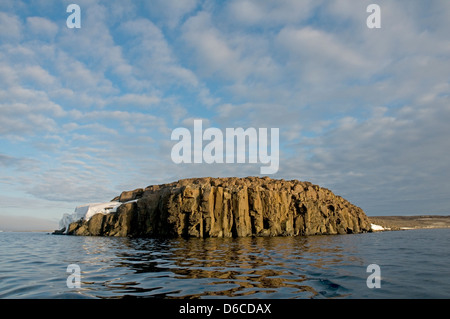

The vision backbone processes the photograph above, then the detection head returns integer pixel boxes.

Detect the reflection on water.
[1,229,449,299]
[73,235,363,299]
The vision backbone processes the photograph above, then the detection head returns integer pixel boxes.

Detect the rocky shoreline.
[55,177,372,238]
[368,215,450,231]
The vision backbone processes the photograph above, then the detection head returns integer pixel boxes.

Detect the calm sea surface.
[0,229,449,299]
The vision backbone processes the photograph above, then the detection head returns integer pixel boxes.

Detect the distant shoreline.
[0,230,54,233]
[3,216,450,234]
[369,215,450,231]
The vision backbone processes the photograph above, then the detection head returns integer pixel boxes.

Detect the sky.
[1,0,450,231]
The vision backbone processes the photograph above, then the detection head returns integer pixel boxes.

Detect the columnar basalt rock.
[65,177,371,237]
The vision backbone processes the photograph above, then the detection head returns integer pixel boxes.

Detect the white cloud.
[26,16,58,40]
[0,153,38,170]
[0,86,65,137]
[181,117,211,128]
[181,10,280,87]
[0,12,22,41]
[145,0,199,29]
[182,12,239,79]
[225,0,319,27]
[53,51,116,95]
[0,63,18,86]
[112,93,161,107]
[19,65,56,87]
[119,18,199,87]
[56,2,137,91]
[26,168,117,203]
[72,109,169,136]
[63,122,118,136]
[275,26,371,92]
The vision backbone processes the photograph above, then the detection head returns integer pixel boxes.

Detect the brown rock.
[118,188,144,202]
[65,177,371,238]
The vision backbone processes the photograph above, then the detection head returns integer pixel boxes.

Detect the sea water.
[0,228,449,299]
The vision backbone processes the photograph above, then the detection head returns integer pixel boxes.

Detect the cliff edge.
[59,177,371,238]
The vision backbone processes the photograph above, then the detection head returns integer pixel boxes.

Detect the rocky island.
[55,177,372,238]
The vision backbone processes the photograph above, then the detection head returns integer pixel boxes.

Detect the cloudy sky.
[1,0,449,230]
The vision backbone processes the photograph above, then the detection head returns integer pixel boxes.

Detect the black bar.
[1,299,447,317]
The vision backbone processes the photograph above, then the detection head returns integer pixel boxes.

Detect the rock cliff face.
[65,177,371,237]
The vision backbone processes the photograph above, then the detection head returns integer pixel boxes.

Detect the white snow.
[59,201,123,233]
[370,223,385,231]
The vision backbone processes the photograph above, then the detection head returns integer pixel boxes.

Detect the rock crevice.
[65,177,371,237]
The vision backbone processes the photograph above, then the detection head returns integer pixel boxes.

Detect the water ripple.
[1,230,449,298]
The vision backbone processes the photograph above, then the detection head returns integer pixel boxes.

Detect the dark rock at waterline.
[52,227,66,235]
[59,177,371,238]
